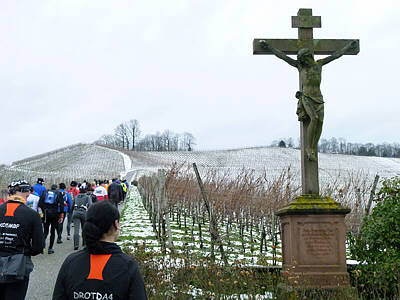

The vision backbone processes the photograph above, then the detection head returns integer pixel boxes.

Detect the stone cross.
[253,8,359,194]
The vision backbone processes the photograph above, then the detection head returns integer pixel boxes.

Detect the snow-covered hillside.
[0,144,125,188]
[2,144,400,189]
[124,147,400,185]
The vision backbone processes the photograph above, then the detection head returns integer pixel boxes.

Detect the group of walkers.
[27,178,128,254]
[0,177,147,300]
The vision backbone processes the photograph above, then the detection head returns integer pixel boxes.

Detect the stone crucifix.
[253,8,359,194]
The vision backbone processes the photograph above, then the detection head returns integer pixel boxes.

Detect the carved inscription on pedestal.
[298,222,339,265]
[303,228,334,256]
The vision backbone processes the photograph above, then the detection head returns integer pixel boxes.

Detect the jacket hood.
[87,241,123,255]
[8,195,27,205]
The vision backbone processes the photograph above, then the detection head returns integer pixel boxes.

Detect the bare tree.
[159,130,179,151]
[154,132,163,151]
[136,135,151,151]
[126,119,141,151]
[171,133,180,151]
[99,122,197,152]
[97,134,118,146]
[161,130,172,151]
[114,123,129,149]
[338,137,346,153]
[285,137,294,148]
[181,132,196,151]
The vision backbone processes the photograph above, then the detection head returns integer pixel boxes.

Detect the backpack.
[90,193,97,203]
[74,194,90,211]
[44,191,57,205]
[109,183,120,200]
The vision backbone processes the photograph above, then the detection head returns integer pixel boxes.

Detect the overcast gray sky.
[1,0,399,164]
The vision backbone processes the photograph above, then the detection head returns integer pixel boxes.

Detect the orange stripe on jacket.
[87,254,112,280]
[5,203,21,216]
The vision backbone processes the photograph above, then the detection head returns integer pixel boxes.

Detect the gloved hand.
[38,207,44,219]
[58,213,64,224]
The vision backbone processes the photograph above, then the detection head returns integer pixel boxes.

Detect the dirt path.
[25,220,76,300]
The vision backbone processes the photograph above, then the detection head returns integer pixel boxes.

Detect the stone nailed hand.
[349,40,357,49]
[259,40,270,49]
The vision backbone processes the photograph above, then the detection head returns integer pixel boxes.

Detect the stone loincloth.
[296,94,324,121]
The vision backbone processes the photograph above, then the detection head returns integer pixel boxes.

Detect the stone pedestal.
[276,195,351,289]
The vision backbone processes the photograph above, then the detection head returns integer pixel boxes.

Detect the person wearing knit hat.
[0,179,44,300]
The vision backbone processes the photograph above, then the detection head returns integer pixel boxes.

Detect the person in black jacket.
[0,179,44,300]
[39,184,64,254]
[53,201,147,300]
[107,179,123,208]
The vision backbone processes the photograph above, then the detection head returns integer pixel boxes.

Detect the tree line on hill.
[272,137,400,158]
[95,119,196,152]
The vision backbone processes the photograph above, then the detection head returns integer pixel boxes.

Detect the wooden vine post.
[193,163,228,264]
[365,174,379,216]
[158,169,175,253]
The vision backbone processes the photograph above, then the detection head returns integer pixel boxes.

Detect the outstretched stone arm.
[259,40,297,67]
[319,40,358,66]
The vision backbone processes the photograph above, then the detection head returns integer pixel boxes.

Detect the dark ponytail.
[83,201,120,254]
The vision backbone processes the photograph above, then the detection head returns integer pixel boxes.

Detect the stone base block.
[276,195,351,289]
[283,271,350,289]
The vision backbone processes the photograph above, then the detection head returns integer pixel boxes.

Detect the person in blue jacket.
[57,183,72,244]
[33,178,46,198]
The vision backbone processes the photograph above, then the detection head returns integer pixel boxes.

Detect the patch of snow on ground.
[103,147,132,179]
[118,187,158,249]
[120,186,359,267]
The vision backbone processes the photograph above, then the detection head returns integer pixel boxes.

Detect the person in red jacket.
[0,179,44,300]
[52,201,147,300]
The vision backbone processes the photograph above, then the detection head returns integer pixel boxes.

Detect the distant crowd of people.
[25,178,130,254]
[0,177,147,300]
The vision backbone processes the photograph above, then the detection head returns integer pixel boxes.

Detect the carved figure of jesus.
[259,40,357,161]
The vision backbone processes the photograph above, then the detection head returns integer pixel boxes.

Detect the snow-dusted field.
[124,147,400,186]
[118,188,274,299]
[119,188,280,267]
[0,144,124,187]
[2,143,400,190]
[119,187,360,266]
[1,144,389,297]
